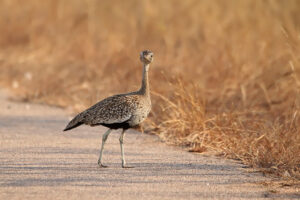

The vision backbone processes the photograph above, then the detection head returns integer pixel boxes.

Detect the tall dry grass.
[0,0,299,181]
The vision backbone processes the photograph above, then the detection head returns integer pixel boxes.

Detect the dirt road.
[0,90,297,199]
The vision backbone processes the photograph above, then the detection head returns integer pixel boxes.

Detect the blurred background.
[0,0,299,179]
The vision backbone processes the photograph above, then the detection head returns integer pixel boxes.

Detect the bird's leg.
[98,129,112,168]
[140,125,144,134]
[119,129,133,168]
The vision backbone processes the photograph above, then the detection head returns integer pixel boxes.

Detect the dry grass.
[0,0,300,182]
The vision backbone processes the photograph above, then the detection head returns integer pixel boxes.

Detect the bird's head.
[140,50,154,65]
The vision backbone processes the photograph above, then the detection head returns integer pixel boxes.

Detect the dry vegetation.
[0,0,300,182]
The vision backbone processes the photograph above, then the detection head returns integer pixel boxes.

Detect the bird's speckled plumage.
[64,92,151,130]
[63,50,154,168]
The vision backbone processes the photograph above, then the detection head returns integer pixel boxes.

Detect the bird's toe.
[122,165,134,169]
[98,163,108,168]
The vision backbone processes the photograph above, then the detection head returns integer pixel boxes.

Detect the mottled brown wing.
[82,94,139,125]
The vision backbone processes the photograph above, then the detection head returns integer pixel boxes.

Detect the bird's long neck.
[139,64,150,97]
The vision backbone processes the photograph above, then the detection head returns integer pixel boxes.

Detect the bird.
[63,50,154,168]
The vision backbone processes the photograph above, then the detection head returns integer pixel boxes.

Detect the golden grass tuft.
[0,0,299,181]
[150,78,300,179]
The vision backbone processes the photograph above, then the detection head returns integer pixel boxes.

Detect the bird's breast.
[128,101,151,127]
[128,113,149,127]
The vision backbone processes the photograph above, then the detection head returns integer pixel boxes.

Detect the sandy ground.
[0,90,299,200]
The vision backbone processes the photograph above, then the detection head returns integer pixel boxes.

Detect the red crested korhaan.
[63,50,153,168]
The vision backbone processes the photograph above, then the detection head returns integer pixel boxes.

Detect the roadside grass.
[0,0,299,182]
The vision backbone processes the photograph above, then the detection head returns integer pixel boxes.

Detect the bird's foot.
[98,160,108,168]
[122,165,134,169]
[98,163,108,168]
